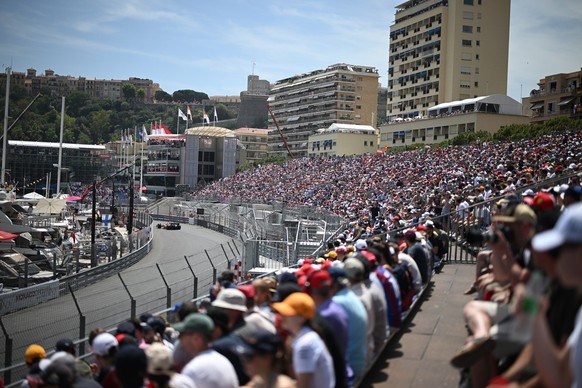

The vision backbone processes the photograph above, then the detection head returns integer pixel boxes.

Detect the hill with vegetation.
[0,84,239,144]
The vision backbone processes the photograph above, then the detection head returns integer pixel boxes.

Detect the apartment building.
[268,63,379,158]
[233,127,269,166]
[0,68,160,102]
[387,0,510,121]
[525,69,582,124]
[308,123,378,157]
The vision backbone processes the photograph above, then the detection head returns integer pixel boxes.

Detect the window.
[364,141,368,146]
[462,39,472,47]
[464,0,474,4]
[461,66,472,75]
[475,67,479,74]
[463,11,474,19]
[356,105,362,109]
[476,54,480,60]
[477,12,482,19]
[370,141,374,147]
[474,81,479,87]
[462,52,472,61]
[476,26,481,33]
[476,40,480,46]
[463,25,473,33]
[460,81,471,89]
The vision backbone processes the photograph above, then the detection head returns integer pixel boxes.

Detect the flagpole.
[176,109,179,134]
[56,96,65,195]
[132,128,136,183]
[139,132,144,197]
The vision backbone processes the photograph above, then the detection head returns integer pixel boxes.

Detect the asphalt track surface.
[0,224,239,377]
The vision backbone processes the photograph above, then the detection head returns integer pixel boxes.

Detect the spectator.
[403,229,430,284]
[55,338,93,379]
[272,292,335,388]
[92,333,118,385]
[115,345,148,388]
[174,313,238,388]
[145,343,196,388]
[21,344,46,388]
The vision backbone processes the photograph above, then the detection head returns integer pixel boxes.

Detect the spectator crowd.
[8,130,582,388]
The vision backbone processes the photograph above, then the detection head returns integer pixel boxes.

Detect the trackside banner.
[0,280,60,315]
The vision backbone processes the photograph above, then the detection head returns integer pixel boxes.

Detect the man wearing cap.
[530,203,582,387]
[403,229,430,284]
[92,333,118,385]
[145,343,196,388]
[272,292,335,388]
[55,338,93,379]
[22,344,46,388]
[176,313,238,388]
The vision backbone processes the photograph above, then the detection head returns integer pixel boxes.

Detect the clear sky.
[1,0,581,102]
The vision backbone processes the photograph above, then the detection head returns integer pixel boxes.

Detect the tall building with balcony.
[526,69,582,123]
[268,63,379,158]
[387,0,510,121]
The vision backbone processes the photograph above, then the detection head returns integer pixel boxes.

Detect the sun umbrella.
[66,196,82,202]
[0,230,18,241]
[33,198,67,215]
[23,192,45,200]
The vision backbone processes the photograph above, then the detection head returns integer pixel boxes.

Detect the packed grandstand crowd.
[10,130,582,388]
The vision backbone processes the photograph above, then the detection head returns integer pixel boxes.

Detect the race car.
[156,222,182,230]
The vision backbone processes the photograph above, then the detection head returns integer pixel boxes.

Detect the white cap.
[532,203,582,252]
[354,239,368,251]
[522,189,535,197]
[92,333,118,357]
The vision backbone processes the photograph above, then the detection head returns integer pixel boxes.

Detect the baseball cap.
[532,192,555,211]
[115,345,147,378]
[212,288,248,312]
[404,229,417,241]
[354,239,368,251]
[305,270,332,289]
[252,277,277,293]
[25,344,46,364]
[239,329,281,356]
[324,251,338,259]
[522,189,535,197]
[173,313,214,336]
[343,257,365,280]
[425,220,435,228]
[335,246,347,253]
[117,321,136,336]
[92,333,118,357]
[493,203,537,225]
[532,203,582,252]
[272,292,316,320]
[55,338,75,352]
[274,282,302,302]
[237,284,256,300]
[145,343,173,376]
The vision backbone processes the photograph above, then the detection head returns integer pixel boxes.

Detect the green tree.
[136,88,145,102]
[121,83,137,100]
[155,90,172,102]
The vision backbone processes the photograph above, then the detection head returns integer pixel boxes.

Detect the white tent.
[23,192,45,200]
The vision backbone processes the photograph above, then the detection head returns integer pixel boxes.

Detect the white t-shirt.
[181,349,238,388]
[567,306,582,388]
[169,373,197,388]
[292,327,335,388]
[398,252,422,293]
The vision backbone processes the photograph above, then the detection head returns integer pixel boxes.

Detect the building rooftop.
[185,126,236,137]
[233,128,270,135]
[8,140,106,150]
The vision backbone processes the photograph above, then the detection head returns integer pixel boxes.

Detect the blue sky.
[1,0,581,101]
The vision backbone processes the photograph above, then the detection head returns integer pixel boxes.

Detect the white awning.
[530,102,544,110]
[558,97,575,106]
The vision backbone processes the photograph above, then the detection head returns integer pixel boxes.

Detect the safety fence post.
[205,250,217,284]
[184,256,198,299]
[156,264,172,310]
[118,273,136,320]
[0,318,13,384]
[68,285,86,356]
[220,244,231,270]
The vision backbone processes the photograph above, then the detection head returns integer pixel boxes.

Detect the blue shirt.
[332,287,369,378]
[317,298,349,356]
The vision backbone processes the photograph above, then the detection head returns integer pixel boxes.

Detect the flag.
[161,122,172,134]
[178,108,187,121]
[129,129,134,145]
[213,106,218,122]
[187,105,192,120]
[142,125,149,142]
[203,110,210,124]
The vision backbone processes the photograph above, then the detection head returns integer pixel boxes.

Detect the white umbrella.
[33,198,66,215]
[23,192,45,200]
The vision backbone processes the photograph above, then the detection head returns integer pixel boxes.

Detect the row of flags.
[119,106,220,143]
[178,106,218,124]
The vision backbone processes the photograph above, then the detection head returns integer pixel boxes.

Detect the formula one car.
[156,222,182,230]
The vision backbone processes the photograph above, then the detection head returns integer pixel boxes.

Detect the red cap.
[306,270,332,289]
[532,192,555,211]
[237,284,256,300]
[360,250,378,266]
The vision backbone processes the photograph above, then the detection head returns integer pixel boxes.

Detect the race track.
[0,224,240,378]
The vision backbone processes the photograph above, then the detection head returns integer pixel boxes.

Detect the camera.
[465,225,514,246]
